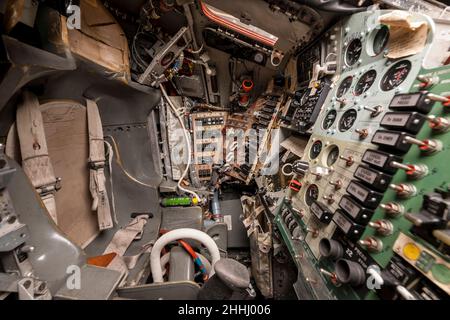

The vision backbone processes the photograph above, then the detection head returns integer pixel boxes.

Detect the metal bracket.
[138,27,190,87]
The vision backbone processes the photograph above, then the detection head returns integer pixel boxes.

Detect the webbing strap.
[102,215,149,274]
[16,92,59,224]
[103,215,148,256]
[86,99,113,230]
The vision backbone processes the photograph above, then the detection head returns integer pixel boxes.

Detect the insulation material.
[41,101,99,247]
[166,97,186,181]
[241,195,273,298]
[379,10,429,59]
[67,0,130,81]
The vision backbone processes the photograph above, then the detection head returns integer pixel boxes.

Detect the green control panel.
[276,9,450,300]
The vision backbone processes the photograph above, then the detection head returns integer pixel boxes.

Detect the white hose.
[151,228,221,283]
[160,84,200,203]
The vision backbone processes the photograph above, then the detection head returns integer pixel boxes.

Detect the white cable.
[189,43,204,54]
[396,285,417,300]
[104,140,118,224]
[150,228,221,283]
[160,84,200,202]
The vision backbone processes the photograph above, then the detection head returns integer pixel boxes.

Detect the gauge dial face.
[310,140,322,159]
[354,70,377,96]
[345,38,362,66]
[373,26,389,56]
[300,89,311,105]
[323,110,337,129]
[339,109,358,132]
[381,60,412,91]
[305,184,319,206]
[327,146,340,166]
[336,76,353,98]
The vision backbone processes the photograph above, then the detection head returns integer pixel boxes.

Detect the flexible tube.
[151,228,220,282]
[159,84,200,202]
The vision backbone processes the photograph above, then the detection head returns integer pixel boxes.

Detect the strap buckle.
[37,177,62,196]
[89,160,105,170]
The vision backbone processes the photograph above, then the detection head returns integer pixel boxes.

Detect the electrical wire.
[104,135,154,188]
[159,229,209,280]
[159,84,201,202]
[189,43,204,54]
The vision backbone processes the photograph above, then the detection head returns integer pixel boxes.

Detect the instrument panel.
[276,9,450,300]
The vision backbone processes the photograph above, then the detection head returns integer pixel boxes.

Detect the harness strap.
[102,215,149,274]
[86,99,113,230]
[16,92,59,224]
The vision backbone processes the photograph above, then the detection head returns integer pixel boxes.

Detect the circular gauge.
[354,70,377,96]
[380,60,412,91]
[327,146,340,166]
[300,90,310,105]
[323,110,337,130]
[373,25,389,55]
[254,52,264,64]
[339,109,358,132]
[336,76,353,98]
[305,184,319,206]
[310,140,322,159]
[345,38,362,66]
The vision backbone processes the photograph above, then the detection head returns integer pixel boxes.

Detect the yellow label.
[403,242,421,261]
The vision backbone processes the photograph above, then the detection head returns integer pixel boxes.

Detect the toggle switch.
[339,155,354,167]
[403,136,442,155]
[355,128,369,139]
[310,172,323,179]
[390,161,428,179]
[329,179,343,190]
[291,207,305,218]
[358,236,383,252]
[323,195,335,205]
[426,93,450,107]
[306,227,319,238]
[380,202,405,217]
[427,115,450,132]
[368,219,394,236]
[364,105,383,117]
[389,183,417,198]
[417,75,439,89]
[336,97,346,107]
[320,268,340,285]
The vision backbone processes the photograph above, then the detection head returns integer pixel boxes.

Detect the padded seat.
[6,88,163,287]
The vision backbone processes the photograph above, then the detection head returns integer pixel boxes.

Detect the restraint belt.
[103,215,149,274]
[86,99,113,230]
[16,92,59,224]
